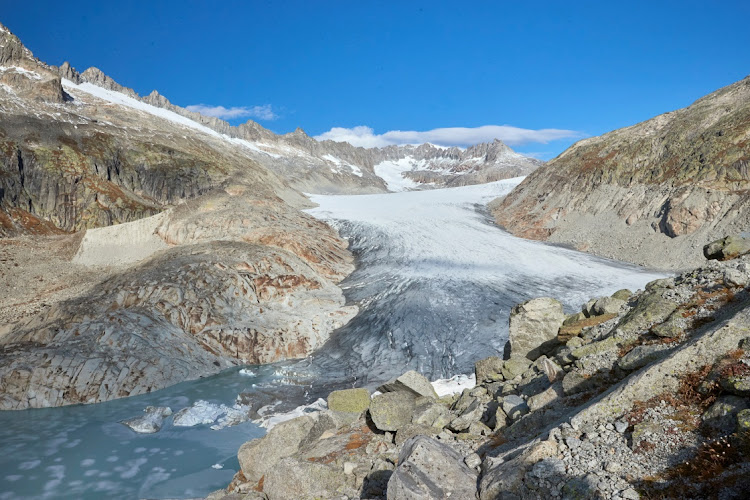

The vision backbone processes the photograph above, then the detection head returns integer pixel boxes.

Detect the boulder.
[120,406,172,434]
[448,399,485,432]
[492,405,508,430]
[237,412,335,484]
[615,291,678,337]
[501,395,530,422]
[507,297,565,360]
[262,457,357,499]
[720,372,750,396]
[377,370,438,399]
[369,391,417,431]
[387,436,479,500]
[475,356,505,384]
[651,310,686,338]
[562,371,607,396]
[527,382,564,412]
[592,296,626,315]
[502,356,532,380]
[535,355,564,382]
[582,298,598,318]
[704,235,750,261]
[702,396,750,434]
[412,401,453,429]
[563,311,588,326]
[327,388,371,414]
[395,423,441,445]
[611,289,633,301]
[452,390,478,414]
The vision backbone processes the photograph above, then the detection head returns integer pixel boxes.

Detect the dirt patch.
[0,232,112,335]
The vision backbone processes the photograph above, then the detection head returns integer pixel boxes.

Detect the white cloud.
[185,103,277,120]
[314,125,583,148]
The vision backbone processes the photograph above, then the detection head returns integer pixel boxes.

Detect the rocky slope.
[212,237,750,499]
[492,76,750,270]
[0,23,357,409]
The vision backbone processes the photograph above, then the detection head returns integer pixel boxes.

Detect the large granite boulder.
[369,392,417,432]
[237,412,336,484]
[387,435,479,499]
[506,297,565,360]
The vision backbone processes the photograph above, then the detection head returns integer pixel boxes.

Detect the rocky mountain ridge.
[493,75,750,270]
[44,54,540,194]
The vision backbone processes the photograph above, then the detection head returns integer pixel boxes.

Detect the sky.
[1,0,748,159]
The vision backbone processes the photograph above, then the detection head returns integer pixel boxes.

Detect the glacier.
[0,178,667,499]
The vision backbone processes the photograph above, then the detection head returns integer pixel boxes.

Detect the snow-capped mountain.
[31,55,542,194]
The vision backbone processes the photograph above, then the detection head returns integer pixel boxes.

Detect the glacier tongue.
[302,178,666,386]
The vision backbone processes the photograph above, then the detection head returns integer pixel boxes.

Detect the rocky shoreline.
[208,236,750,499]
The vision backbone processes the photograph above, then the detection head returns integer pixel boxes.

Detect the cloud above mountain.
[314,125,583,148]
[186,104,277,120]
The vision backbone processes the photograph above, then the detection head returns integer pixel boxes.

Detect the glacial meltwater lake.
[0,178,666,499]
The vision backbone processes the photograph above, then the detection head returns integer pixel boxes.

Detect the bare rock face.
[493,76,750,270]
[0,239,356,409]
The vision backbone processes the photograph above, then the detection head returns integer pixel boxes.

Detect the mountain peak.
[0,22,34,65]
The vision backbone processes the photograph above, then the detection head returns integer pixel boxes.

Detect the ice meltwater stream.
[0,178,666,499]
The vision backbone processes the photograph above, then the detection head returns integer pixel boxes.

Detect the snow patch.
[0,65,43,80]
[373,157,423,191]
[322,154,364,177]
[431,373,476,397]
[254,398,328,429]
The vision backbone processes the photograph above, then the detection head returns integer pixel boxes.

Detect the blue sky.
[1,1,748,159]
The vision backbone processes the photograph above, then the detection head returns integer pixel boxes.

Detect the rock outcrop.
[493,75,750,270]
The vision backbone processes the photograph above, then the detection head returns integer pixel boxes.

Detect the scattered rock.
[387,436,478,500]
[377,370,439,399]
